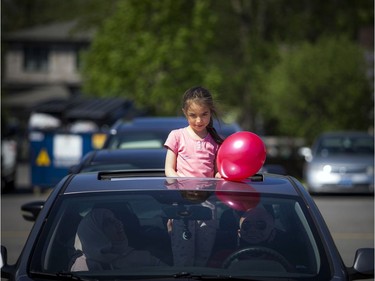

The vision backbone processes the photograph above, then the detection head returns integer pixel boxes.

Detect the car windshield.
[105,119,241,149]
[29,183,330,280]
[316,135,374,156]
[108,131,167,149]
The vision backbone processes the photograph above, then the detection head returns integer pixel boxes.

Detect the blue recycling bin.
[29,130,106,189]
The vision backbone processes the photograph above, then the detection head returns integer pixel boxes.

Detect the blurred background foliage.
[2,0,373,143]
[262,36,373,141]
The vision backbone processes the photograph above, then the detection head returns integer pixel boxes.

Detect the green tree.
[81,0,222,115]
[262,36,373,143]
[2,0,372,141]
[79,0,372,137]
[206,0,373,131]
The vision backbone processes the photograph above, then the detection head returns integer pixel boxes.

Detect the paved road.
[1,163,374,269]
[314,195,374,266]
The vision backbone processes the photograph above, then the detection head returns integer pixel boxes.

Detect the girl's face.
[183,101,211,134]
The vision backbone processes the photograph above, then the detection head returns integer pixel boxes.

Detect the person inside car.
[164,179,218,266]
[237,205,279,247]
[209,204,292,269]
[70,208,165,271]
[229,205,294,270]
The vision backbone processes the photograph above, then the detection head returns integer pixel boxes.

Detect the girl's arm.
[165,149,179,177]
[214,153,222,178]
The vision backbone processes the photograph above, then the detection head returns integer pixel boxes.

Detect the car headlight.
[322,165,332,174]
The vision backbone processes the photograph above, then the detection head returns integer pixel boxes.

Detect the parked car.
[70,148,289,176]
[300,131,374,194]
[1,138,18,193]
[259,164,287,175]
[103,116,242,149]
[69,148,166,174]
[1,117,19,193]
[2,170,373,280]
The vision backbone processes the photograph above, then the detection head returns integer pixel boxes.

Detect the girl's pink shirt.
[164,127,219,177]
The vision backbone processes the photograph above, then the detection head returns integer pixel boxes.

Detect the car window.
[120,139,163,149]
[104,119,241,150]
[317,136,374,156]
[106,132,167,149]
[30,190,330,279]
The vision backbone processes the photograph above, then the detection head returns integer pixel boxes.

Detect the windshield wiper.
[30,271,98,281]
[173,272,221,279]
[51,271,295,281]
[172,272,281,280]
[173,272,297,281]
[56,272,99,281]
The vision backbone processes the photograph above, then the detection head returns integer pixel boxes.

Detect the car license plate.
[339,177,353,187]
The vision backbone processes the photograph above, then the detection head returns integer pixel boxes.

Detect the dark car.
[69,148,166,174]
[103,116,242,149]
[1,118,19,193]
[1,138,18,193]
[70,148,289,176]
[300,131,374,194]
[259,164,287,175]
[2,171,373,280]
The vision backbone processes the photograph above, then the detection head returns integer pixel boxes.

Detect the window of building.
[23,46,49,72]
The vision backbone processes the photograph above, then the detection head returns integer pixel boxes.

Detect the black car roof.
[90,148,166,163]
[62,172,300,196]
[110,117,187,131]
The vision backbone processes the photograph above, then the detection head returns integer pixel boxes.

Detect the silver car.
[301,131,374,194]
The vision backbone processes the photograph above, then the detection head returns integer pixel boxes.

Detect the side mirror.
[21,201,45,222]
[349,248,374,279]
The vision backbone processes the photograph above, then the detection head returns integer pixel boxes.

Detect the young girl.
[164,86,224,178]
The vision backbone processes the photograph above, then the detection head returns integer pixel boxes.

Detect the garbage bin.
[29,130,106,190]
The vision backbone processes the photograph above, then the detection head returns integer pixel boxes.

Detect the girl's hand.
[215,172,222,178]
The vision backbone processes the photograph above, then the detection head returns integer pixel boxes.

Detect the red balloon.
[216,180,260,211]
[217,131,266,181]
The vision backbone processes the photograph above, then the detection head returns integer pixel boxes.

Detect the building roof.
[4,21,95,43]
[2,85,71,109]
[28,96,135,126]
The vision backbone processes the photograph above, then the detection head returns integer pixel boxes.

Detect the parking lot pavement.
[16,162,31,190]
